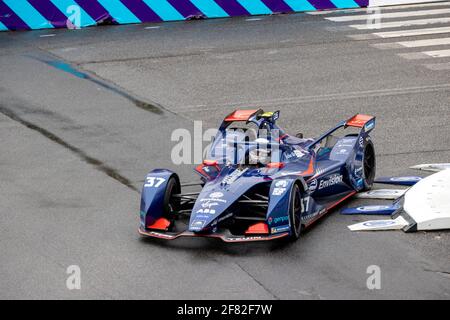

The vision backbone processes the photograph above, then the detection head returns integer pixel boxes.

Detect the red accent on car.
[147,217,171,231]
[276,134,289,142]
[195,164,207,176]
[346,114,374,128]
[203,159,218,166]
[267,162,285,169]
[245,222,269,235]
[224,109,259,122]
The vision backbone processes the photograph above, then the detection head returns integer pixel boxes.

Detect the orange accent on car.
[346,114,374,128]
[300,157,314,176]
[147,217,171,231]
[245,222,269,235]
[224,109,259,122]
[267,162,285,169]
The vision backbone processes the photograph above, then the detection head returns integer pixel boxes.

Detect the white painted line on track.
[307,1,450,15]
[373,37,450,49]
[347,33,382,40]
[39,34,56,38]
[144,26,161,29]
[326,8,450,22]
[424,61,450,70]
[398,52,433,59]
[373,26,450,38]
[423,48,450,57]
[350,17,450,29]
[399,48,450,59]
[398,36,450,47]
[348,26,450,40]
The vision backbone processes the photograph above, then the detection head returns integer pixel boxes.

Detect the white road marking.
[423,48,450,57]
[347,34,381,40]
[144,26,160,29]
[307,1,450,15]
[424,62,450,70]
[326,8,450,22]
[246,18,263,21]
[399,48,450,59]
[371,26,450,38]
[373,37,450,49]
[349,17,450,29]
[398,52,432,59]
[39,34,56,38]
[178,83,450,111]
[398,37,450,47]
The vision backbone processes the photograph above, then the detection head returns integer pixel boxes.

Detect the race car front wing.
[138,227,289,242]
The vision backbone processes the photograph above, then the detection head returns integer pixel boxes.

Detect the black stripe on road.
[0,105,139,192]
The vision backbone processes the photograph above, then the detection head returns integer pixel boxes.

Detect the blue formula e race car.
[139,110,376,242]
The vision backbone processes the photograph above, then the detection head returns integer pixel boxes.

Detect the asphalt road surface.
[1,2,449,299]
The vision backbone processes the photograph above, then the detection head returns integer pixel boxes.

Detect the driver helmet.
[249,138,272,165]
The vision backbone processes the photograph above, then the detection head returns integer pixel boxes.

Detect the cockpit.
[208,110,310,166]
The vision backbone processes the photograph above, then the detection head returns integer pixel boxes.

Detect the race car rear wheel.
[362,139,376,191]
[287,183,303,241]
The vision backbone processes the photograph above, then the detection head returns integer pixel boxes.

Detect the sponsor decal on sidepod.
[275,180,288,187]
[309,179,318,192]
[318,174,343,190]
[272,187,287,196]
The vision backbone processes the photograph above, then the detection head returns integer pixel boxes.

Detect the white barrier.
[349,169,450,232]
[403,169,450,230]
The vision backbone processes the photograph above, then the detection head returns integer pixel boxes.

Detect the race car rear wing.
[345,114,375,129]
[223,109,280,124]
[306,114,375,150]
[224,109,261,122]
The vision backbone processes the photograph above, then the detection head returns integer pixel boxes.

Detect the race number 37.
[301,197,310,213]
[144,177,166,188]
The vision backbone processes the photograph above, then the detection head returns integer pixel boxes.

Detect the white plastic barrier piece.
[349,169,450,232]
[355,189,406,199]
[403,169,450,230]
[348,216,408,231]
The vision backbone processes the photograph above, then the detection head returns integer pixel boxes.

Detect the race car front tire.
[287,183,303,241]
[362,139,376,191]
[163,176,181,227]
